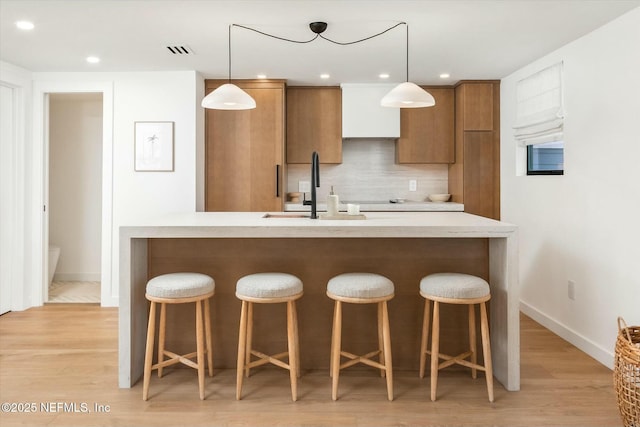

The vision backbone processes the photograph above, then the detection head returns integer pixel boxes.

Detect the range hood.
[341,83,400,139]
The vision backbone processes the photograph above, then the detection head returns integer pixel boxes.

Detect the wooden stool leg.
[287,300,298,401]
[195,299,206,400]
[430,300,440,402]
[292,300,301,378]
[469,303,477,379]
[419,298,430,379]
[142,301,156,401]
[204,298,213,377]
[381,301,394,401]
[157,303,166,378]
[331,300,342,401]
[480,301,494,402]
[245,301,253,378]
[378,301,385,377]
[330,301,336,378]
[236,300,248,400]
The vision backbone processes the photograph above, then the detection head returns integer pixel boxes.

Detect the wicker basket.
[614,317,640,427]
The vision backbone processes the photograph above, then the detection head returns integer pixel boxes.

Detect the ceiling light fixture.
[439,73,450,79]
[86,56,100,64]
[320,73,330,79]
[16,20,34,30]
[201,25,256,110]
[380,23,435,108]
[379,73,390,79]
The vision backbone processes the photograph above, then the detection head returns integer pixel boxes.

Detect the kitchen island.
[119,212,519,391]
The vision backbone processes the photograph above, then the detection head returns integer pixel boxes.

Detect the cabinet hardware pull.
[276,164,281,198]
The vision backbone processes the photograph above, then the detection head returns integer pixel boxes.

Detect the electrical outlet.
[299,181,311,193]
[568,280,576,300]
[409,180,417,192]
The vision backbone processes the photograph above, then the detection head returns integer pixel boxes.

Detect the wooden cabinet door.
[463,132,497,218]
[460,83,494,131]
[396,87,454,163]
[286,87,342,164]
[205,81,285,212]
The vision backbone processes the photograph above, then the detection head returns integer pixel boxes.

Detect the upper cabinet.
[286,87,342,164]
[458,83,494,131]
[205,79,285,212]
[341,83,400,138]
[396,87,454,164]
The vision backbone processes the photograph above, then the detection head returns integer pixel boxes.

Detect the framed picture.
[134,121,174,171]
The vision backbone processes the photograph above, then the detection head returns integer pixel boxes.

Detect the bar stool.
[327,272,394,401]
[142,272,215,401]
[419,272,494,402]
[235,272,303,401]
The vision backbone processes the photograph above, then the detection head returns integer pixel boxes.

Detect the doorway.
[46,93,103,303]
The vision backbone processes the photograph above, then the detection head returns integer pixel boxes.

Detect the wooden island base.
[145,238,489,374]
[119,212,518,391]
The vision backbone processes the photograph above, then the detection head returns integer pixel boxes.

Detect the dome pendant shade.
[380,82,436,108]
[201,83,256,110]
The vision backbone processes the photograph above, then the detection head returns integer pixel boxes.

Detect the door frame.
[32,81,114,306]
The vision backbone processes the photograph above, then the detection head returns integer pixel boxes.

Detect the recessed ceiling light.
[439,73,450,79]
[16,21,34,30]
[379,73,390,79]
[86,56,100,64]
[320,73,330,79]
[257,74,267,79]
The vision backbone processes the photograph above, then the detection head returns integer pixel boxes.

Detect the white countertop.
[285,201,464,212]
[120,211,516,239]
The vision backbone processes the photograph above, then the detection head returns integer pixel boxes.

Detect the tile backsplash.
[287,138,448,202]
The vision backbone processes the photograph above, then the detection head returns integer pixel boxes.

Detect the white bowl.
[428,193,451,202]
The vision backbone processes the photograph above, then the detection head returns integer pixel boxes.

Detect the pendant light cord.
[405,22,409,82]
[232,21,406,46]
[228,24,232,83]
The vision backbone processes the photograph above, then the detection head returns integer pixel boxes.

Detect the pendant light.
[201,25,256,110]
[381,23,435,108]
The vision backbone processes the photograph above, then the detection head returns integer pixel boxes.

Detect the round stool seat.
[236,272,303,300]
[420,273,489,300]
[327,273,394,300]
[146,272,215,299]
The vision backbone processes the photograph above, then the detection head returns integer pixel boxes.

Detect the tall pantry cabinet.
[204,79,285,212]
[448,81,500,220]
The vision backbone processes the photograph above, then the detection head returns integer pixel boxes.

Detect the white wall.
[28,70,202,307]
[49,93,103,281]
[501,7,640,368]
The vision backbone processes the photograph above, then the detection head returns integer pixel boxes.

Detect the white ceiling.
[1,0,638,86]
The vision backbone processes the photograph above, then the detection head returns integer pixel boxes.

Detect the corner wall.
[500,7,640,368]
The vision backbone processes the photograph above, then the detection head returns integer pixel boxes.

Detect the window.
[514,62,565,175]
[527,141,564,175]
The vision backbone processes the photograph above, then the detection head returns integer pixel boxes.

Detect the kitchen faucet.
[303,151,320,219]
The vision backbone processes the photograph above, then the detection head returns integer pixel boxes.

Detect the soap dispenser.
[327,186,339,216]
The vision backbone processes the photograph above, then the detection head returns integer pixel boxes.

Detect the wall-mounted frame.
[134,121,174,171]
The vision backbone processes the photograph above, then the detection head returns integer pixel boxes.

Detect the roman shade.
[513,62,564,145]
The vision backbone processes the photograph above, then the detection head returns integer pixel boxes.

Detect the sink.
[262,213,310,219]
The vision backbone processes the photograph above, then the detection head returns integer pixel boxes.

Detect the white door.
[0,85,15,315]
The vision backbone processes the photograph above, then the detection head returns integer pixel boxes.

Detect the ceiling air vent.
[166,45,194,55]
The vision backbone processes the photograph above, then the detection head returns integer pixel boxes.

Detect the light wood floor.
[0,305,621,426]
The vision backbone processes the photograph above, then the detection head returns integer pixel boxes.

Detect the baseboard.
[520,301,614,369]
[52,273,101,282]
